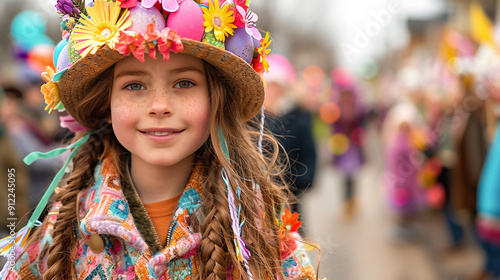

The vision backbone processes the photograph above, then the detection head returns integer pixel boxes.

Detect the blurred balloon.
[393,187,411,207]
[319,102,340,124]
[27,44,55,74]
[10,11,54,52]
[329,133,350,155]
[426,183,445,209]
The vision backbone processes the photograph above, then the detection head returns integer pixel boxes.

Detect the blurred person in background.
[382,99,427,242]
[0,88,29,237]
[330,68,368,219]
[470,68,500,280]
[450,73,487,247]
[0,84,63,208]
[263,54,317,233]
[422,85,464,252]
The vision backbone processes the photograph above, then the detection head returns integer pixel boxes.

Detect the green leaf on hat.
[55,101,65,111]
[202,30,225,49]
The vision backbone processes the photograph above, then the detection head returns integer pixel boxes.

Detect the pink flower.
[157,28,184,61]
[245,10,261,39]
[226,0,248,28]
[142,0,179,12]
[144,23,162,59]
[115,31,147,62]
[117,0,138,8]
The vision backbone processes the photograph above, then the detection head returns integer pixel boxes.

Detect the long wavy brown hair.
[29,60,292,280]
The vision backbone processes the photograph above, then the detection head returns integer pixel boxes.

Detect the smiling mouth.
[138,129,184,136]
[145,131,175,136]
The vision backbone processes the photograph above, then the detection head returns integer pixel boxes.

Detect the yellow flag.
[470,1,500,53]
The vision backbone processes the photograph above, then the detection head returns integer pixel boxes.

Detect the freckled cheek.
[110,99,141,144]
[184,99,211,133]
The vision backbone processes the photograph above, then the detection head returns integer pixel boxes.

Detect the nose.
[148,88,172,117]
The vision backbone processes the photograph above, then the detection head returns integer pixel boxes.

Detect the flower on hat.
[117,0,138,9]
[144,23,162,60]
[40,66,61,114]
[157,28,184,61]
[142,0,180,12]
[253,31,271,74]
[115,23,184,62]
[55,0,81,17]
[202,0,237,42]
[115,31,147,62]
[71,0,132,58]
[244,10,261,40]
[225,0,248,28]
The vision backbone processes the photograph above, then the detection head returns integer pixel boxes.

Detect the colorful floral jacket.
[3,156,316,279]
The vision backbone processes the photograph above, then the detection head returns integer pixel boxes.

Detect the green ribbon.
[24,131,95,228]
[218,126,230,161]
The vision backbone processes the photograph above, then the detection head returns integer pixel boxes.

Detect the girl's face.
[110,54,211,167]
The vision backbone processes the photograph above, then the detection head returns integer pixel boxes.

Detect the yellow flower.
[257,32,272,73]
[202,0,236,42]
[72,0,132,57]
[40,66,60,114]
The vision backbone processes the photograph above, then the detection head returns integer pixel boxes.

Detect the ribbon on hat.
[0,130,97,256]
[218,126,253,279]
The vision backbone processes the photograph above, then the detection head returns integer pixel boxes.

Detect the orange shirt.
[143,193,183,247]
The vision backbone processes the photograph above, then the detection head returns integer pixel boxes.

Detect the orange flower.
[256,31,272,73]
[40,66,60,114]
[281,209,302,233]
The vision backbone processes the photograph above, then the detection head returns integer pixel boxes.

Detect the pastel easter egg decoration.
[128,4,166,34]
[166,0,204,41]
[53,38,68,66]
[226,27,253,64]
[202,30,224,49]
[53,44,70,82]
[67,38,82,64]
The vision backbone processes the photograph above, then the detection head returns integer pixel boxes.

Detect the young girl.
[0,0,317,279]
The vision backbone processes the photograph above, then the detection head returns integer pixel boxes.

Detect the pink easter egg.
[226,27,254,64]
[128,4,165,33]
[166,0,204,41]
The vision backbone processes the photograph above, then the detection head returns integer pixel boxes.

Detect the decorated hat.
[43,0,273,125]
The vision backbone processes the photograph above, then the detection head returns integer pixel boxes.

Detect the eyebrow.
[169,67,206,76]
[114,67,205,80]
[114,70,149,80]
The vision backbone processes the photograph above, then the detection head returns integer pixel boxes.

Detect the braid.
[43,130,115,280]
[199,163,232,279]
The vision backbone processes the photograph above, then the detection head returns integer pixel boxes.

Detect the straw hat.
[44,0,272,125]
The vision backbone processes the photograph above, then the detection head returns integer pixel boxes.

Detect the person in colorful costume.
[0,0,318,279]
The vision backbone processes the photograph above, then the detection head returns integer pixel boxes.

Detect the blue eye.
[125,83,146,91]
[175,81,194,89]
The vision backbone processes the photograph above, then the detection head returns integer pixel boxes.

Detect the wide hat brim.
[59,38,264,126]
